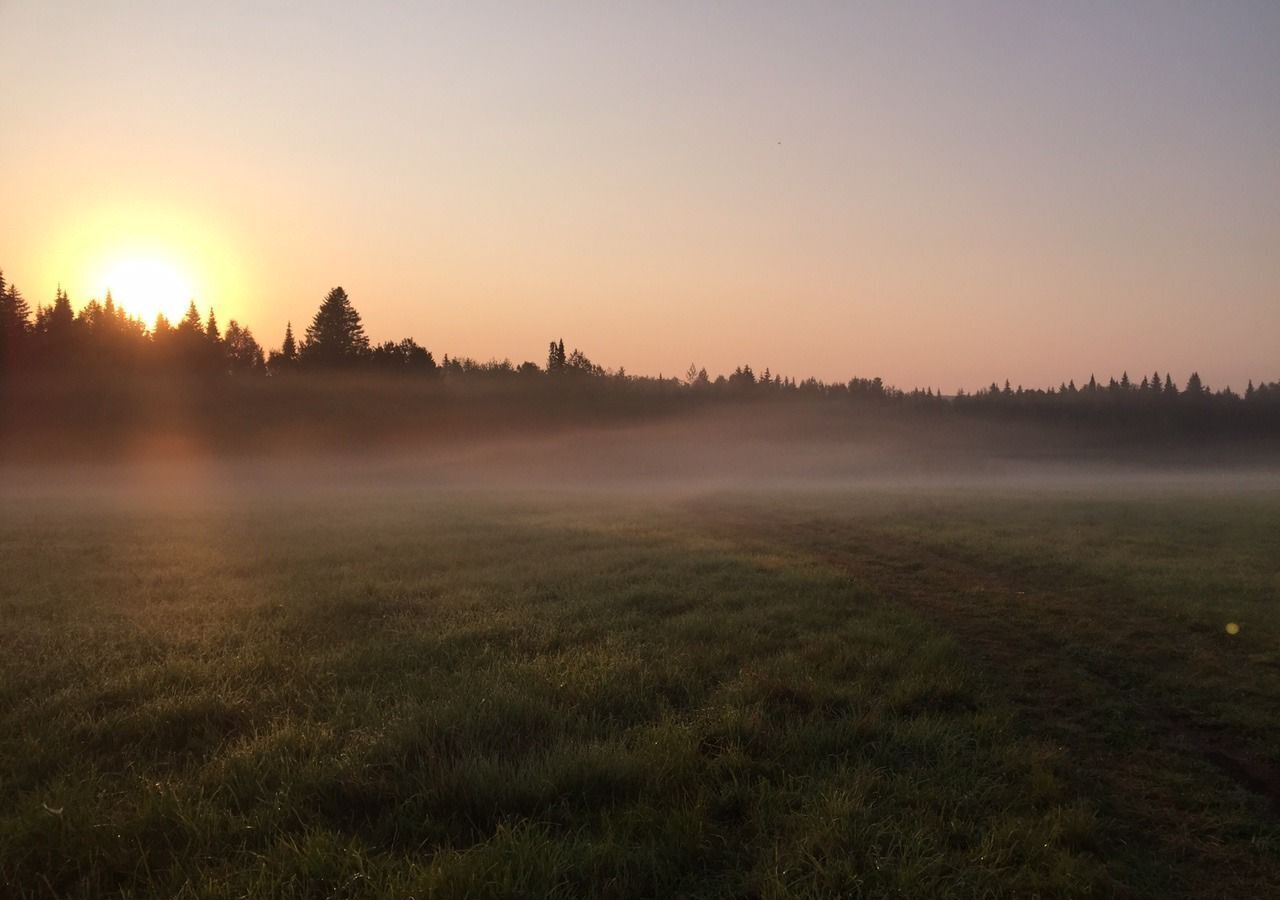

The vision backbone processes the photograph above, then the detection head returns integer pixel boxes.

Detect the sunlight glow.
[96,256,195,325]
[52,205,252,331]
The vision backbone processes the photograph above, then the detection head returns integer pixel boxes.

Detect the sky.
[2,1,1277,391]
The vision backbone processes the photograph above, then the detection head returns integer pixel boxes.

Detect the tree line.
[2,269,1278,427]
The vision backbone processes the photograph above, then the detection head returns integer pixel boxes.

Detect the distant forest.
[2,270,1279,432]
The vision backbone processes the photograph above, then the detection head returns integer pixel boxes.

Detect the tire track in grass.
[826,535,1280,818]
[699,507,1280,899]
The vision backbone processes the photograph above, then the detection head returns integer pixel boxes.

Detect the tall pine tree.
[301,287,368,366]
[0,271,33,371]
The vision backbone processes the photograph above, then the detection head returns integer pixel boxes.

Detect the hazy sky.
[2,2,1277,390]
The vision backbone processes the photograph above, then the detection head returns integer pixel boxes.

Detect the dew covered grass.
[1,482,1277,898]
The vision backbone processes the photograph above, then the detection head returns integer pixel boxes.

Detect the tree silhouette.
[565,347,601,376]
[267,321,298,373]
[179,301,203,335]
[547,339,567,374]
[370,338,437,373]
[224,320,266,373]
[0,272,32,371]
[3,259,1280,436]
[31,286,77,364]
[301,287,368,366]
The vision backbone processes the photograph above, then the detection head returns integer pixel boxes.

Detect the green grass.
[2,485,1277,898]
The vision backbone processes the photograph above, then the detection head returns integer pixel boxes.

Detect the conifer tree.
[547,338,567,374]
[301,287,368,365]
[50,286,74,332]
[0,271,33,370]
[0,272,31,333]
[179,301,203,334]
[34,286,78,363]
[267,321,298,373]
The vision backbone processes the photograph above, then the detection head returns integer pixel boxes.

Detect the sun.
[97,256,195,325]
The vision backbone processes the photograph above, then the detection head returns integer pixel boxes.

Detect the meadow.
[2,477,1278,898]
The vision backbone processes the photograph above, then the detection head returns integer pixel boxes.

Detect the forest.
[2,269,1279,435]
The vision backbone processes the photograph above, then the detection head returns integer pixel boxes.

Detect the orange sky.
[2,3,1277,391]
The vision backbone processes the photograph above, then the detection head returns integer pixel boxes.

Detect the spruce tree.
[0,272,32,370]
[267,322,298,374]
[38,286,77,362]
[301,287,368,366]
[179,301,203,334]
[0,274,31,335]
[50,286,74,332]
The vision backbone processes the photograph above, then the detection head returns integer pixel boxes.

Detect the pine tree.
[0,273,31,333]
[36,286,77,363]
[179,300,203,334]
[301,287,368,366]
[547,338,567,374]
[50,286,74,332]
[267,321,298,374]
[0,271,33,371]
[205,309,221,343]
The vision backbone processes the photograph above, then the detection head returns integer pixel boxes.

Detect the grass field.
[2,479,1278,898]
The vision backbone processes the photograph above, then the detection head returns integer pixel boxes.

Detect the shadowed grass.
[2,485,1276,897]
